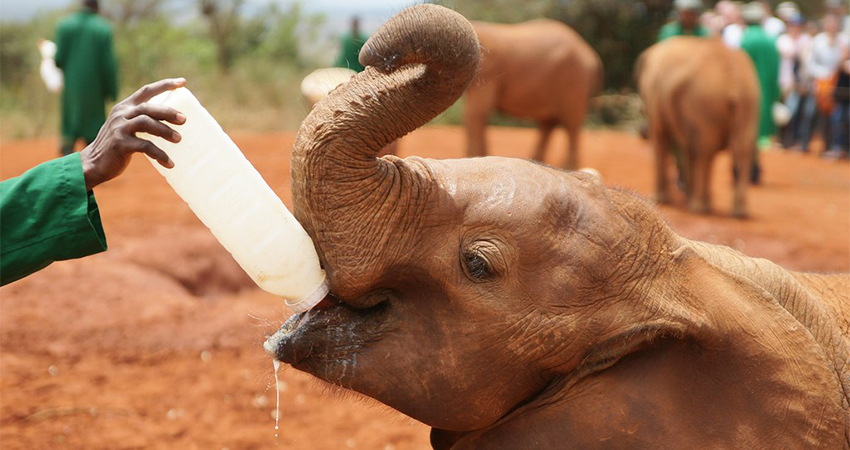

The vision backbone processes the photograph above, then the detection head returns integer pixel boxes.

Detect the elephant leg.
[650,121,672,205]
[464,86,496,158]
[563,120,582,171]
[466,114,488,158]
[687,125,723,215]
[729,136,754,219]
[701,152,715,211]
[532,121,555,163]
[731,147,752,218]
[688,151,711,215]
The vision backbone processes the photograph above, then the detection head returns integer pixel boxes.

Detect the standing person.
[334,17,368,73]
[719,1,745,48]
[740,2,780,183]
[799,14,849,153]
[825,47,850,159]
[658,0,709,42]
[54,0,118,157]
[777,15,812,149]
[760,1,787,37]
[824,0,850,42]
[776,1,800,24]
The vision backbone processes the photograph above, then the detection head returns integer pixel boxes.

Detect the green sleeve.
[0,153,107,286]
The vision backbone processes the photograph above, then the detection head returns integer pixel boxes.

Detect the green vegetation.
[0,1,325,139]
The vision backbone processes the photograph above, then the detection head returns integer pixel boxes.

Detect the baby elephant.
[637,37,759,218]
[268,6,849,449]
[466,19,602,170]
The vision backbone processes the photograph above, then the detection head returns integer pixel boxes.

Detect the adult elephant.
[267,5,849,449]
[637,37,759,218]
[465,19,602,170]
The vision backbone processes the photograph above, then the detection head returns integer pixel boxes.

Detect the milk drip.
[139,87,329,313]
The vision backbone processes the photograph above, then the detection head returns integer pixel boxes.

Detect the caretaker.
[55,0,118,156]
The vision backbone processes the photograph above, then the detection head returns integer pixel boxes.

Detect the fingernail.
[176,113,186,123]
[165,158,175,168]
[173,131,181,142]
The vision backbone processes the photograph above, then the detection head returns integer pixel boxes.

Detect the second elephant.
[466,20,602,170]
[637,37,759,218]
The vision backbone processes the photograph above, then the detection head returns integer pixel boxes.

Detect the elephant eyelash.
[463,252,492,280]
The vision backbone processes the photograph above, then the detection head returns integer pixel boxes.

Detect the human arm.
[0,78,187,285]
[0,154,106,285]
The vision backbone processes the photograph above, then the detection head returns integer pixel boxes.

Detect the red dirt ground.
[1,126,848,449]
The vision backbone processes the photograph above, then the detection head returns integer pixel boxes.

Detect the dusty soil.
[1,126,848,449]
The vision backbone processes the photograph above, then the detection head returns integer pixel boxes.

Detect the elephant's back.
[473,20,596,69]
[471,20,600,120]
[639,37,758,122]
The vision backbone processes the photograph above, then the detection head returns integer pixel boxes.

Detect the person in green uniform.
[740,2,780,184]
[54,0,118,156]
[658,0,710,42]
[334,17,368,73]
[1,78,187,286]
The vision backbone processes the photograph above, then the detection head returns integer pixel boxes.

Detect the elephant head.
[267,5,848,448]
[272,3,669,427]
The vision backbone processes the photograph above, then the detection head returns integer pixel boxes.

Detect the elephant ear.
[668,245,816,344]
[663,246,845,440]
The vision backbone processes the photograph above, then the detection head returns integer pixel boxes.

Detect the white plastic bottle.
[139,87,329,313]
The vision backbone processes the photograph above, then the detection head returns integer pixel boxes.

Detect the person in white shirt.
[759,1,786,37]
[799,14,850,153]
[777,15,812,149]
[825,0,849,41]
[778,16,810,94]
[776,1,800,24]
[717,0,745,47]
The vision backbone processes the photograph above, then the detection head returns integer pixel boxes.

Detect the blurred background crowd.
[689,0,849,158]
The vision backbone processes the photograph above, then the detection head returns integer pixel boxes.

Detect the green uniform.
[54,8,118,150]
[334,32,368,72]
[1,154,107,286]
[657,22,709,42]
[741,25,780,141]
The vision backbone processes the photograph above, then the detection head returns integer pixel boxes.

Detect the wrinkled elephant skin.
[268,6,850,449]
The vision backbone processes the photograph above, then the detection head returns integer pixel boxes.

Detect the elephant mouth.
[264,294,392,374]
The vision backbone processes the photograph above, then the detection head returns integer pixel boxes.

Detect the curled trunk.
[290,5,480,296]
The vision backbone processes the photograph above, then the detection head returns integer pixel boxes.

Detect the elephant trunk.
[290,5,480,295]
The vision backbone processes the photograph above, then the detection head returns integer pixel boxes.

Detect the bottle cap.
[284,276,331,313]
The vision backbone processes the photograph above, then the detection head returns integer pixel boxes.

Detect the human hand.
[80,78,186,191]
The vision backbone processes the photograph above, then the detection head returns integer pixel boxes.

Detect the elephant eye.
[463,252,492,280]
